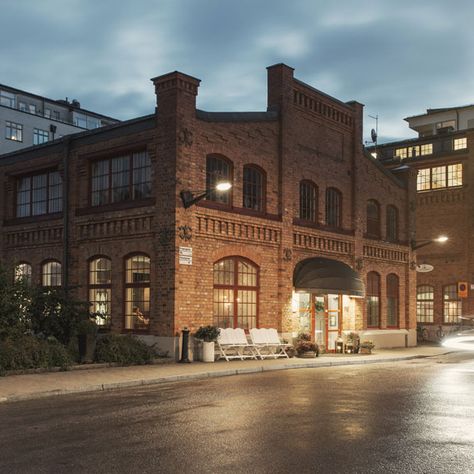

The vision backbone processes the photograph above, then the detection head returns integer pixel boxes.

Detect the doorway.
[313,294,342,352]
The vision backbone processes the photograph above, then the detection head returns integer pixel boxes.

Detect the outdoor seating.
[249,328,290,359]
[216,328,257,361]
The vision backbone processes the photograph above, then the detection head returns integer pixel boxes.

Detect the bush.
[194,326,219,342]
[95,334,157,365]
[0,335,72,375]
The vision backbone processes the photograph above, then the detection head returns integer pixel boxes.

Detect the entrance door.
[313,294,342,351]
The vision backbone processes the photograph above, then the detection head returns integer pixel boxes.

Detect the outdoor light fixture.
[411,235,448,251]
[180,180,232,209]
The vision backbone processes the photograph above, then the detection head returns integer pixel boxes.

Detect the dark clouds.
[2,0,474,142]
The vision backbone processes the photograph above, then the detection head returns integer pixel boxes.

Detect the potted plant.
[295,332,319,358]
[345,332,360,354]
[76,318,98,363]
[360,340,375,354]
[194,326,219,362]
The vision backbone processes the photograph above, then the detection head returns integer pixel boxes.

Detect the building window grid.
[443,284,461,323]
[453,137,467,150]
[366,200,381,238]
[326,188,342,228]
[386,274,399,327]
[206,155,232,205]
[33,128,49,145]
[89,258,112,327]
[14,263,32,283]
[0,90,15,108]
[420,143,433,155]
[366,272,380,328]
[395,148,407,159]
[416,285,434,323]
[124,255,151,330]
[42,261,62,287]
[5,121,23,142]
[417,164,463,192]
[243,166,264,212]
[299,181,318,222]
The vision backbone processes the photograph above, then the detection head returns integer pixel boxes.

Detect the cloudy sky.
[2,0,474,143]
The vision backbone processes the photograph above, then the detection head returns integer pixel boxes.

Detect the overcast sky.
[2,0,474,143]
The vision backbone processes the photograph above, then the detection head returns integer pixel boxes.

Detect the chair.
[249,328,290,359]
[216,328,257,361]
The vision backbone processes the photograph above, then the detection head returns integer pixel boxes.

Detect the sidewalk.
[0,345,449,403]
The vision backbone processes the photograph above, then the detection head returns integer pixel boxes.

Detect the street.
[1,352,473,474]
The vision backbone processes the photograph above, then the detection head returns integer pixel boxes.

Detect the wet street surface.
[0,352,473,473]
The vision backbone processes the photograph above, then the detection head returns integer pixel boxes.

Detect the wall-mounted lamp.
[180,181,232,209]
[411,235,448,251]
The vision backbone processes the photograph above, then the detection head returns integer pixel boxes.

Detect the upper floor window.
[17,171,62,217]
[367,271,380,328]
[91,151,151,207]
[42,260,62,287]
[206,155,232,205]
[443,284,461,324]
[394,148,407,159]
[417,285,434,323]
[386,205,399,242]
[366,200,381,238]
[33,128,49,145]
[453,137,467,150]
[326,188,342,228]
[5,121,23,142]
[44,108,51,118]
[417,164,463,192]
[243,165,265,212]
[14,263,32,284]
[299,180,318,222]
[0,90,15,108]
[420,144,433,155]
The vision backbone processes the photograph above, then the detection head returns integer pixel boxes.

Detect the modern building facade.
[371,106,474,338]
[0,84,118,154]
[0,65,417,356]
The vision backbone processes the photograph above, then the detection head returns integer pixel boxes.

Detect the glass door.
[327,294,342,352]
[314,295,326,350]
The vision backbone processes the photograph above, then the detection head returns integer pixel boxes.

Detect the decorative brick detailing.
[293,231,353,255]
[4,226,63,247]
[78,216,153,240]
[363,244,409,263]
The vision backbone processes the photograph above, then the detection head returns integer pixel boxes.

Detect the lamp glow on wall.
[180,180,232,209]
[411,235,448,251]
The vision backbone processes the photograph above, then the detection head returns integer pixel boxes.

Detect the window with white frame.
[417,286,434,323]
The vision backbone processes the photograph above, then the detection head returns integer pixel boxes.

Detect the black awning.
[293,257,365,297]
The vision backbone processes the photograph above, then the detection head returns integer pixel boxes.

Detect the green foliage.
[297,332,312,342]
[0,335,72,375]
[295,332,319,355]
[95,334,157,365]
[194,325,219,342]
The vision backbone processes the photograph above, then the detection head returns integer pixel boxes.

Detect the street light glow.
[216,181,232,192]
[435,235,448,243]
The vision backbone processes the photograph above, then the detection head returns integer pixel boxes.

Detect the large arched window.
[386,205,399,242]
[42,260,62,287]
[299,180,318,222]
[386,274,399,328]
[213,257,258,330]
[243,165,265,212]
[366,271,380,328]
[14,262,32,284]
[443,284,461,323]
[326,187,342,228]
[125,254,150,330]
[89,257,112,327]
[206,154,232,205]
[366,199,381,238]
[417,285,434,323]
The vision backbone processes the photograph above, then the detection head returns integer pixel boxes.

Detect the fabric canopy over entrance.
[293,257,365,297]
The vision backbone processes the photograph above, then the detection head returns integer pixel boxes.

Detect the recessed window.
[416,164,463,191]
[125,255,150,330]
[18,101,28,112]
[386,274,399,327]
[243,165,265,212]
[0,90,15,108]
[367,272,380,328]
[453,137,467,150]
[366,200,381,238]
[5,121,23,142]
[299,180,318,222]
[33,128,49,145]
[44,108,52,118]
[443,284,461,323]
[28,104,37,114]
[386,205,399,242]
[16,171,62,217]
[89,257,112,327]
[417,285,434,323]
[91,151,151,206]
[326,188,342,228]
[206,155,232,205]
[42,261,62,287]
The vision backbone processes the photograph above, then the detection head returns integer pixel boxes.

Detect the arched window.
[213,257,258,329]
[206,154,232,205]
[243,165,265,212]
[366,199,381,238]
[386,274,399,327]
[14,262,32,284]
[443,284,461,323]
[299,180,318,222]
[326,187,342,228]
[42,260,62,287]
[125,254,150,330]
[386,205,399,242]
[417,285,434,323]
[366,271,380,327]
[89,257,112,327]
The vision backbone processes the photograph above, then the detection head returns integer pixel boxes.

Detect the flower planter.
[201,341,215,362]
[360,347,372,354]
[297,351,318,358]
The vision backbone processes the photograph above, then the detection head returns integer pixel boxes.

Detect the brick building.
[372,106,474,338]
[0,64,417,356]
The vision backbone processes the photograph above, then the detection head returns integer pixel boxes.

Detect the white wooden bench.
[249,328,291,359]
[216,328,257,361]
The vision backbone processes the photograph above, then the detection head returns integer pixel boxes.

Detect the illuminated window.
[243,165,265,212]
[443,284,461,323]
[33,128,49,145]
[213,257,258,330]
[394,148,407,159]
[17,171,62,217]
[366,272,380,328]
[299,180,318,222]
[386,205,398,242]
[326,187,342,228]
[206,155,232,205]
[5,121,23,142]
[417,168,431,191]
[453,137,467,150]
[408,146,420,158]
[366,200,380,238]
[417,164,463,192]
[386,274,399,327]
[431,166,446,189]
[42,261,62,287]
[447,164,462,187]
[89,258,112,327]
[420,143,433,155]
[417,286,434,323]
[15,263,32,284]
[124,255,150,330]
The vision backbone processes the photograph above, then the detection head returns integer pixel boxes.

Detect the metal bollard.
[179,327,191,363]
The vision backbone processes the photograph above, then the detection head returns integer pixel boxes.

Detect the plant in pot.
[360,340,375,354]
[295,332,319,358]
[194,326,219,362]
[346,332,360,354]
[76,317,98,363]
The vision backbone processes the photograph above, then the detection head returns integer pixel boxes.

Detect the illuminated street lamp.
[180,180,232,209]
[411,235,448,251]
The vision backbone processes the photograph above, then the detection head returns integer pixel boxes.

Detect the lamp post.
[180,181,232,209]
[411,235,448,251]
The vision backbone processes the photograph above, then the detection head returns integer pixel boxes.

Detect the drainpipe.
[62,138,71,293]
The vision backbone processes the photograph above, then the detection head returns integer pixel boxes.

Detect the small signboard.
[179,247,193,265]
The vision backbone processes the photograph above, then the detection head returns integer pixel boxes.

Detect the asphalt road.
[1,352,473,474]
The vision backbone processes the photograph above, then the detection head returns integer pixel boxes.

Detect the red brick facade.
[0,64,417,352]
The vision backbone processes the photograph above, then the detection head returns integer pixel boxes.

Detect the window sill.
[4,212,63,226]
[76,198,156,216]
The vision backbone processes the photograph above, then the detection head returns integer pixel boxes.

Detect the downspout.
[62,138,71,292]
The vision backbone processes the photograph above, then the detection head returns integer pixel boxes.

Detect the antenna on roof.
[365,114,379,157]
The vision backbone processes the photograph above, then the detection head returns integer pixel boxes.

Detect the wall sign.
[179,246,193,265]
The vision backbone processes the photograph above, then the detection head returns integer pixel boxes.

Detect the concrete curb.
[0,352,449,404]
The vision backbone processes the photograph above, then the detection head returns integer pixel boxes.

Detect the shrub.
[95,334,157,365]
[194,326,219,342]
[295,340,319,356]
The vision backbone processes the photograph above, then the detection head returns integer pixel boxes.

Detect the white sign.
[179,247,192,265]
